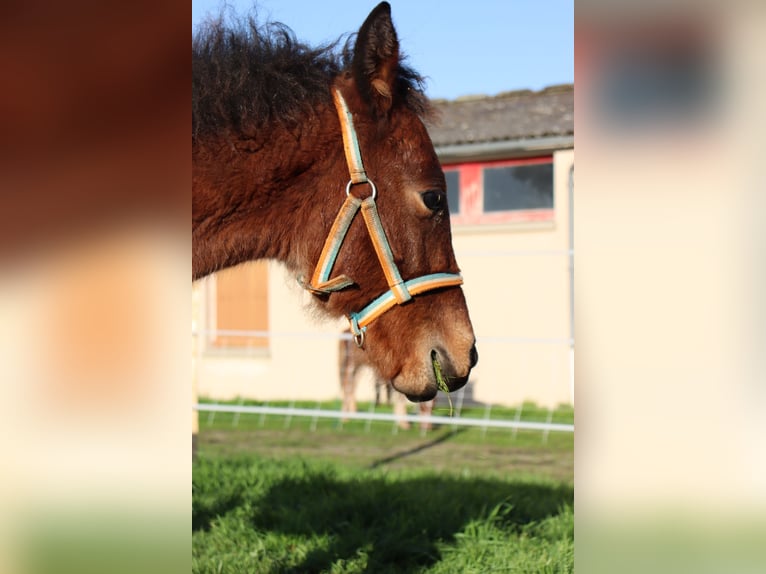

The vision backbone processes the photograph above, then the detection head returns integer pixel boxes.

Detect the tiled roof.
[427,84,574,147]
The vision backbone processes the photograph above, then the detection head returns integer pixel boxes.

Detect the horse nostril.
[469,344,479,369]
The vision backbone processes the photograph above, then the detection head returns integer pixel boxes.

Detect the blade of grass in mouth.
[432,356,453,417]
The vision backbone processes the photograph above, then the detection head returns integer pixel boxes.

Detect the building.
[192,84,574,408]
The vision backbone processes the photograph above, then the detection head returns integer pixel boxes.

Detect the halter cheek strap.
[300,89,463,347]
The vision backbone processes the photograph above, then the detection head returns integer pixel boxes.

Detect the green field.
[193,401,574,573]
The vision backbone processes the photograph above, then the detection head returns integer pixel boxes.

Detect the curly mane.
[192,11,430,140]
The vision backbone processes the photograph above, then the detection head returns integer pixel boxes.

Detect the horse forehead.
[383,113,439,166]
[390,111,432,145]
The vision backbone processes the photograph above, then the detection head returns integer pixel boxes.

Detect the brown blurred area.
[0,0,188,263]
[0,2,189,574]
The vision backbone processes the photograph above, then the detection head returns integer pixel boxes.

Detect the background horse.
[339,332,434,430]
[192,2,477,401]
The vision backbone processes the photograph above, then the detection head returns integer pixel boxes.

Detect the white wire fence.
[195,397,574,434]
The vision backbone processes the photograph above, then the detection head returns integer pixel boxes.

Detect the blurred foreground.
[0,2,189,573]
[576,0,766,572]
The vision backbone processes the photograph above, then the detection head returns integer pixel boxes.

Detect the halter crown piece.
[300,89,463,347]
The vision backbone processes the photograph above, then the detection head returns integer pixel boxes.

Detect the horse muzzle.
[399,342,478,402]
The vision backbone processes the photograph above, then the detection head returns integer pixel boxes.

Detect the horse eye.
[421,190,445,212]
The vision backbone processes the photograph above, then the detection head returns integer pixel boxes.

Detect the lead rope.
[300,89,463,347]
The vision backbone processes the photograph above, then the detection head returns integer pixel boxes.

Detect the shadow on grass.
[368,428,468,469]
[192,455,573,573]
[192,489,242,532]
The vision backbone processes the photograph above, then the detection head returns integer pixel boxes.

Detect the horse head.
[192,2,477,401]
[305,3,477,401]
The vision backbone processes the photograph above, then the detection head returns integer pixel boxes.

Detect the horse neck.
[192,107,343,280]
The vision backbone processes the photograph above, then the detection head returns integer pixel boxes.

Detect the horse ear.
[352,2,399,113]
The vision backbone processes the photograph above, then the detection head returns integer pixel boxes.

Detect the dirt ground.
[198,426,574,483]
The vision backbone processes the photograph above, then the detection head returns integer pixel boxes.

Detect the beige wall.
[195,264,372,403]
[194,148,574,408]
[454,149,574,406]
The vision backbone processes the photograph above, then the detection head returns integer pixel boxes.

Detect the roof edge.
[436,135,574,164]
[430,83,574,106]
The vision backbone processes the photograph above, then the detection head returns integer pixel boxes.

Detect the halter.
[300,89,463,347]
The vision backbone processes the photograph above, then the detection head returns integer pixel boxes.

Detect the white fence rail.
[195,402,574,433]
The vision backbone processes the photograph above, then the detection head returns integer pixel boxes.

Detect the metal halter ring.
[345,178,377,200]
[349,315,366,348]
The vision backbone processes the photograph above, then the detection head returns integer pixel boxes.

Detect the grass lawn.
[193,401,573,573]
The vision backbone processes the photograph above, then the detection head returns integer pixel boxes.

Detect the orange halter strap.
[300,89,463,347]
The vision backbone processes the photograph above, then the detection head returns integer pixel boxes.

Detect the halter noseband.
[300,89,463,347]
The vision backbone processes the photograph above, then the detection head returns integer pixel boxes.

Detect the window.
[444,169,460,215]
[443,156,555,226]
[483,163,553,212]
[208,261,269,351]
